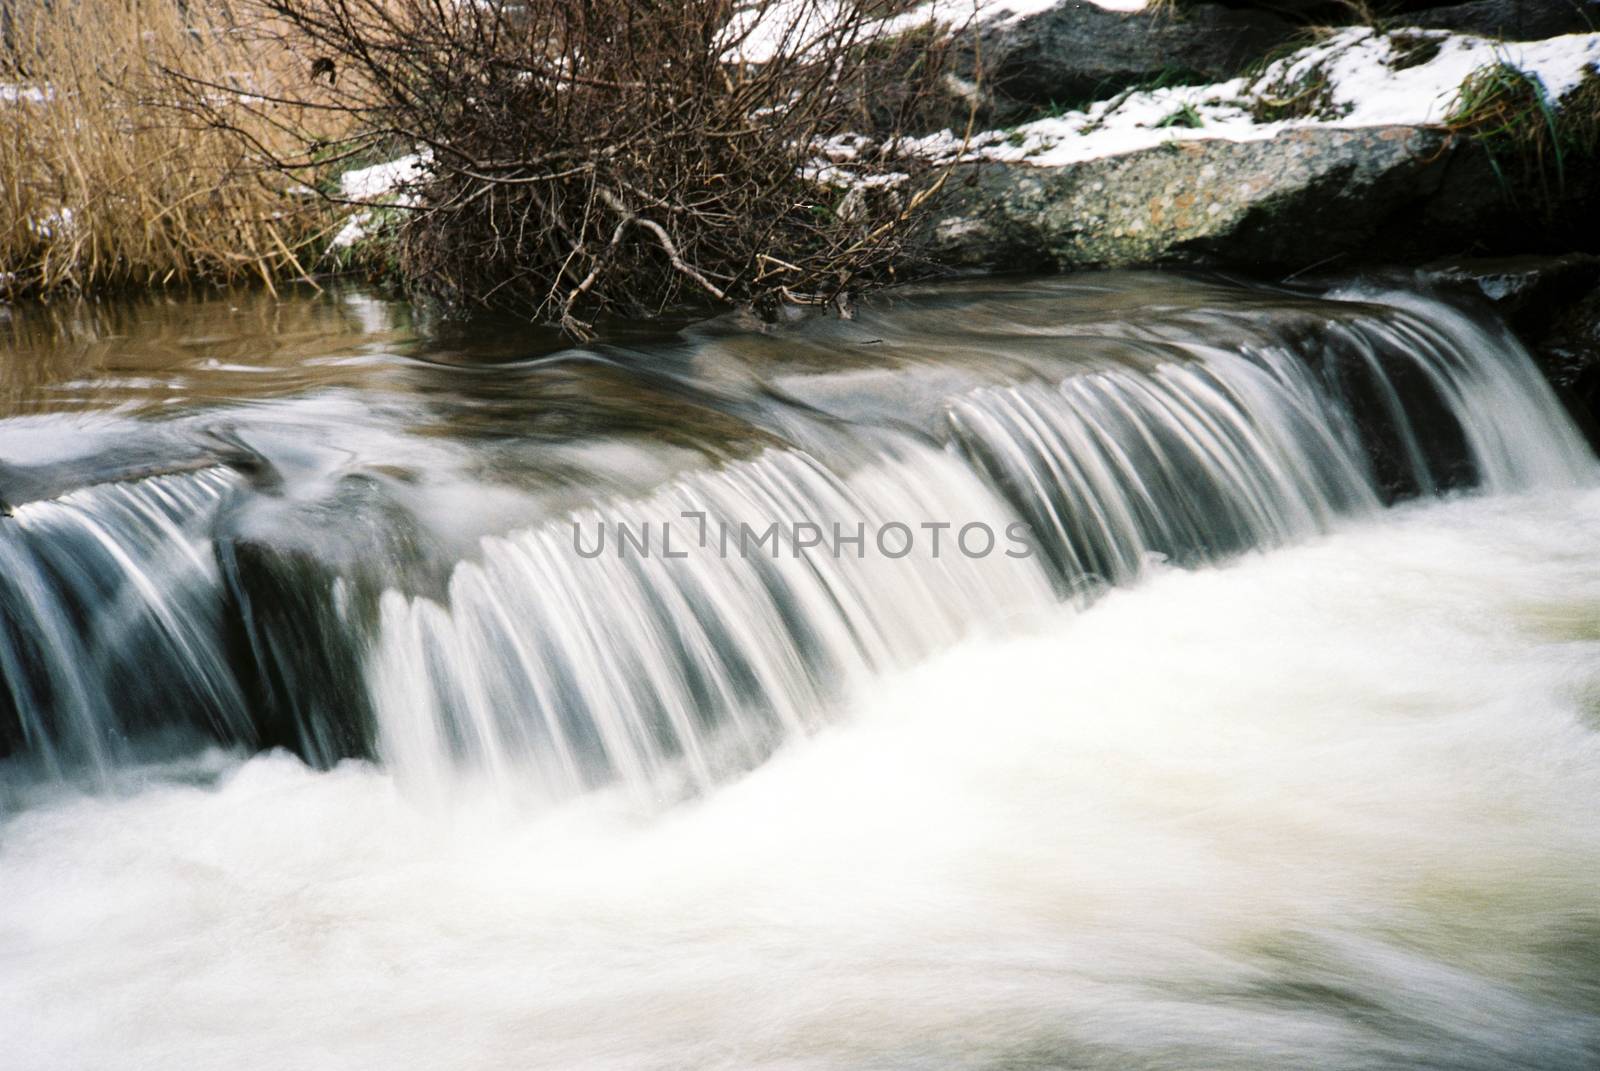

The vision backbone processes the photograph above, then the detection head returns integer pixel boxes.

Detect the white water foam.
[6,486,1600,1070]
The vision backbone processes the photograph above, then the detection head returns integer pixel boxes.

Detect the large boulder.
[974,3,1296,108]
[925,124,1600,274]
[933,0,1592,127]
[1406,0,1599,41]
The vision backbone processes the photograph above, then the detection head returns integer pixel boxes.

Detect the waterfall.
[368,443,1056,803]
[0,468,247,778]
[0,279,1592,799]
[357,287,1594,803]
[946,292,1593,593]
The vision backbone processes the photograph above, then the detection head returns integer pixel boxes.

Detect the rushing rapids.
[3,273,1600,1069]
[0,274,1592,798]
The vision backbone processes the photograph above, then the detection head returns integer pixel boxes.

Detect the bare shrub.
[0,0,347,298]
[182,0,970,336]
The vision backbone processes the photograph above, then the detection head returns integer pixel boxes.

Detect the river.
[2,273,1598,1069]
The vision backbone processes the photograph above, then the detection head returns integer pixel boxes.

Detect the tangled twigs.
[176,0,967,336]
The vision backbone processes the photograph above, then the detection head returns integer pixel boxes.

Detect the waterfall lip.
[3,271,1595,794]
[0,411,269,513]
[0,449,251,513]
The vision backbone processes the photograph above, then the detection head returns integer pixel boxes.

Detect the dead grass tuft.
[0,0,349,299]
[1445,61,1599,210]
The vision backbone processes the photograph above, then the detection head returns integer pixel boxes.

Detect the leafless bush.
[175,0,970,336]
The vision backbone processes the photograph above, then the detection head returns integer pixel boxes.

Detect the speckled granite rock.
[924,123,1600,274]
[926,127,1454,273]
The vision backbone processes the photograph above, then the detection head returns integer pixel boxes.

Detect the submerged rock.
[216,467,447,768]
[0,426,257,515]
[1418,252,1600,310]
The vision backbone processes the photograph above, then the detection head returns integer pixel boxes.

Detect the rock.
[1417,252,1600,317]
[216,469,440,768]
[925,125,1600,275]
[217,532,380,767]
[1413,254,1600,437]
[1538,281,1600,409]
[0,425,259,515]
[927,127,1442,272]
[1406,0,1598,41]
[973,2,1296,109]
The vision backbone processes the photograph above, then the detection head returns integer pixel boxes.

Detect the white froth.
[5,487,1600,1069]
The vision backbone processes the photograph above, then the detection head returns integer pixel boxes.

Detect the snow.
[340,153,428,201]
[0,84,52,104]
[325,21,1600,249]
[887,0,1145,30]
[330,211,376,250]
[726,0,1145,63]
[29,207,76,240]
[888,28,1600,171]
[328,152,430,250]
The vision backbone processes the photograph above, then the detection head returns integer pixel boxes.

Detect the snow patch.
[340,153,429,201]
[331,152,431,250]
[330,211,377,250]
[896,28,1600,170]
[0,83,52,104]
[891,0,1146,29]
[29,207,76,241]
[726,0,1145,63]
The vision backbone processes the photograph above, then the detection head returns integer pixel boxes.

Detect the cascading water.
[369,443,1056,802]
[0,277,1592,793]
[0,466,246,777]
[944,292,1595,589]
[350,281,1593,804]
[2,274,1598,1070]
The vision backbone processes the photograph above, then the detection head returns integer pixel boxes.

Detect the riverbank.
[0,0,343,299]
[5,3,1596,301]
[9,1,1599,428]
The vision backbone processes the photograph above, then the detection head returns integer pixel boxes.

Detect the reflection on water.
[0,287,420,414]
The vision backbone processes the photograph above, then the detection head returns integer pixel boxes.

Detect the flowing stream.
[2,273,1599,1069]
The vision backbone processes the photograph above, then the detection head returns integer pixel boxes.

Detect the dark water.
[2,273,1599,1070]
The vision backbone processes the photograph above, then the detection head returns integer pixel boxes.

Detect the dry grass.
[1445,61,1599,210]
[0,0,349,299]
